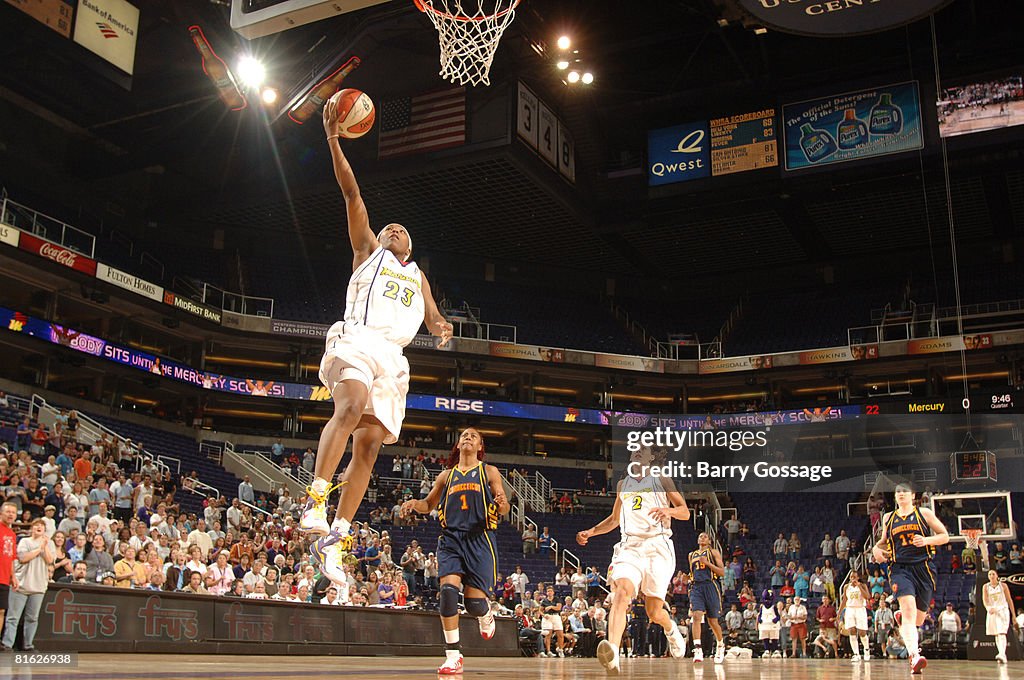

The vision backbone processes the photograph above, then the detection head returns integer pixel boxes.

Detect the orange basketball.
[329,88,375,139]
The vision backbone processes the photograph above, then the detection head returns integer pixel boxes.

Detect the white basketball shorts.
[609,535,676,600]
[844,607,869,631]
[318,322,409,445]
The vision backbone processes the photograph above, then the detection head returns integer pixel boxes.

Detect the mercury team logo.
[96,22,119,39]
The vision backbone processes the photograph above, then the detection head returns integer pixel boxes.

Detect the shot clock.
[950,450,997,483]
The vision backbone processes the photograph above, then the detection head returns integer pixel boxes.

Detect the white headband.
[377,224,411,260]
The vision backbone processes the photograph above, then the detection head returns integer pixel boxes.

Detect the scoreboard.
[710,109,778,175]
[863,393,1018,415]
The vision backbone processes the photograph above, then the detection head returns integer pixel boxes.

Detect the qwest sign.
[648,121,711,186]
[735,0,955,37]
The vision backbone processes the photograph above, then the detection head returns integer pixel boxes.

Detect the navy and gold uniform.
[436,463,499,594]
[885,508,936,612]
[688,548,722,619]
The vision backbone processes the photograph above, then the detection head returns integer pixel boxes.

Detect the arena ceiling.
[0,0,1022,281]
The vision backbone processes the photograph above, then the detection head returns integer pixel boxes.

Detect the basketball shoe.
[438,650,463,675]
[308,529,351,586]
[714,643,725,664]
[910,653,927,674]
[478,611,496,640]
[299,481,345,536]
[692,645,703,663]
[596,639,620,674]
[666,625,686,659]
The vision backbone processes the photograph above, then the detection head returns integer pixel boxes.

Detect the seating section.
[439,278,645,355]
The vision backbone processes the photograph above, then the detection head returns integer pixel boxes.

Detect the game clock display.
[950,450,997,482]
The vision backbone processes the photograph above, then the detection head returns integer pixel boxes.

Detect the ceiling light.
[557,35,570,50]
[567,70,580,84]
[754,26,768,35]
[581,72,594,84]
[261,87,278,104]
[557,60,569,70]
[236,56,265,89]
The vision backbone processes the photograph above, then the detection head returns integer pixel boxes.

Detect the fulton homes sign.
[735,0,955,36]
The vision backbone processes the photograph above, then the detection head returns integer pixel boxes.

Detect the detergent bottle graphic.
[837,109,868,149]
[869,93,903,135]
[799,123,838,163]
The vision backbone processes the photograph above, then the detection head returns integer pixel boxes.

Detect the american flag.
[378,88,465,159]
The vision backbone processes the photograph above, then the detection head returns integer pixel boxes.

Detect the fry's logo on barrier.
[289,612,332,641]
[223,602,273,640]
[45,590,118,638]
[138,595,199,640]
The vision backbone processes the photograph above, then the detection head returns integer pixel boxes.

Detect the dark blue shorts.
[689,581,722,619]
[437,529,498,595]
[888,561,936,613]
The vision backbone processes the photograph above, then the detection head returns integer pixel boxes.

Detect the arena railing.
[0,198,96,258]
[183,477,221,499]
[202,282,274,318]
[222,443,277,494]
[200,441,223,465]
[28,394,173,477]
[450,320,516,343]
[239,498,272,518]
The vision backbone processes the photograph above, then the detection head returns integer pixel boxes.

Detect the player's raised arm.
[420,275,453,347]
[324,98,376,267]
[917,507,950,547]
[485,464,510,516]
[402,469,451,517]
[577,482,622,545]
[648,476,690,523]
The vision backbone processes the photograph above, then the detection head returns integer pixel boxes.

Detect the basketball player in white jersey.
[577,446,690,674]
[838,570,872,661]
[983,568,1018,664]
[301,97,453,583]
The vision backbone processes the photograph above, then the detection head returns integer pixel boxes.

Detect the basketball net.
[415,0,520,86]
[963,528,986,566]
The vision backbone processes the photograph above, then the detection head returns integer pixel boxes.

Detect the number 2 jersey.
[618,474,671,541]
[340,246,425,347]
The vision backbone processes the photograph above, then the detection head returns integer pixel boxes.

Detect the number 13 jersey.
[344,246,425,347]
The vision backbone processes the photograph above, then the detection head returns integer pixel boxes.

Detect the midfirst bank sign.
[648,121,711,186]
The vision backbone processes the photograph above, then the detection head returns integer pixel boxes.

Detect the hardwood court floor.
[4,654,1023,680]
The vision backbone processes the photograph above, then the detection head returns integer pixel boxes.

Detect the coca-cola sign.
[20,232,97,276]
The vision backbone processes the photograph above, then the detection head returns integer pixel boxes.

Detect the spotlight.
[261,87,278,104]
[557,35,570,50]
[557,60,569,70]
[236,56,265,89]
[581,72,594,84]
[753,26,768,35]
[567,70,580,84]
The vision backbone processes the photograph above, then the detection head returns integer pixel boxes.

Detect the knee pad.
[465,597,489,617]
[440,584,461,617]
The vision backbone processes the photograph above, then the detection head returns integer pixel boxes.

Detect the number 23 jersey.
[344,246,425,347]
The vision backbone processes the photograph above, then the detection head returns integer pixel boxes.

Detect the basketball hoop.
[962,528,984,552]
[414,0,520,86]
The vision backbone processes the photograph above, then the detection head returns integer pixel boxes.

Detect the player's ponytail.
[447,428,485,468]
